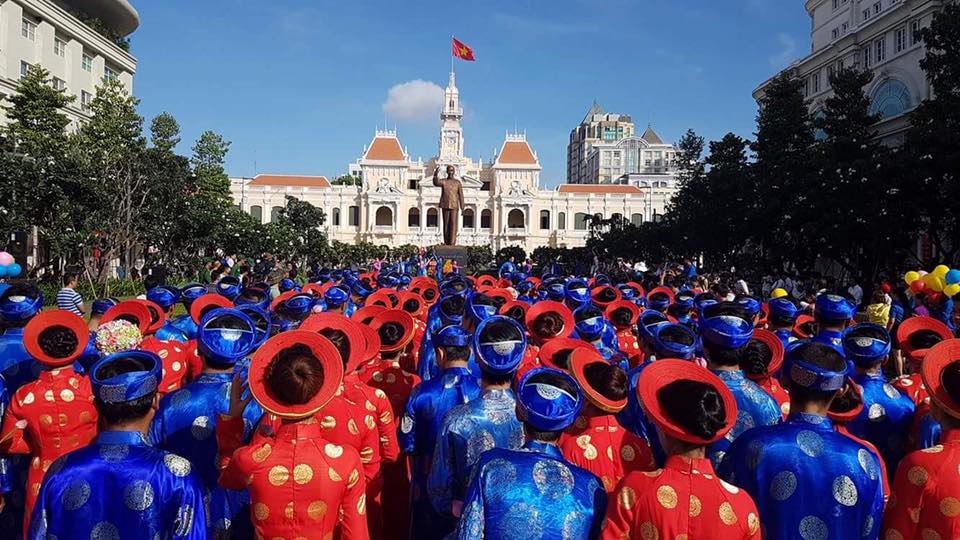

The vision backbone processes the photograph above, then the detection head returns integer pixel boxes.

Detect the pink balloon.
[0,252,13,266]
[918,270,929,277]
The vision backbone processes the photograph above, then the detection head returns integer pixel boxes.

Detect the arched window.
[558,212,566,230]
[480,209,492,229]
[250,205,262,223]
[408,208,420,227]
[574,213,588,230]
[869,79,912,119]
[507,209,525,229]
[270,206,283,223]
[348,206,360,226]
[631,213,644,226]
[426,208,439,228]
[463,208,475,229]
[812,110,827,141]
[375,206,393,226]
[332,208,341,226]
[539,210,550,230]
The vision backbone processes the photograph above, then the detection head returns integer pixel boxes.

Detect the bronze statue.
[432,165,465,245]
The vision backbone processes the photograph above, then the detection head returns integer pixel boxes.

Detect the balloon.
[0,252,12,266]
[6,263,20,277]
[934,265,951,278]
[945,284,960,298]
[904,271,920,286]
[947,269,960,285]
[911,280,926,294]
[919,270,929,277]
[923,273,946,293]
[771,288,788,299]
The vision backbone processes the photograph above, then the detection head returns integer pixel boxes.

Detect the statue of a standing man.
[433,165,465,246]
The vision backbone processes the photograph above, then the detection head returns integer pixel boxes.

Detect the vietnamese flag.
[452,37,475,61]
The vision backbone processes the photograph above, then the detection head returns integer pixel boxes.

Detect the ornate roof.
[248,175,330,188]
[582,100,604,123]
[364,132,406,161]
[495,136,539,166]
[641,126,664,145]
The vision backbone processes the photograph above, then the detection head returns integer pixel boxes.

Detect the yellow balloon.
[924,273,946,293]
[945,284,960,298]
[934,265,950,278]
[904,271,920,286]
[771,288,788,299]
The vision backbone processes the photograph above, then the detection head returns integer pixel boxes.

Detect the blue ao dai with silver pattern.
[847,372,915,479]
[400,366,481,539]
[708,369,782,468]
[718,413,885,540]
[427,387,523,520]
[29,431,206,540]
[455,440,606,540]
[149,372,263,537]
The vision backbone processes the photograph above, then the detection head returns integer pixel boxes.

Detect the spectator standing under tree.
[56,273,85,316]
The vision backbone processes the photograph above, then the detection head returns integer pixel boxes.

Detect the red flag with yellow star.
[452,37,475,61]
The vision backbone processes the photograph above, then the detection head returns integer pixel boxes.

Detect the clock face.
[444,132,459,147]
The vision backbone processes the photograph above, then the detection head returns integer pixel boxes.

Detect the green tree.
[192,130,232,202]
[331,174,363,187]
[0,65,77,253]
[700,133,752,268]
[150,112,181,153]
[141,113,198,273]
[909,4,960,261]
[805,68,916,279]
[750,72,815,267]
[77,78,148,281]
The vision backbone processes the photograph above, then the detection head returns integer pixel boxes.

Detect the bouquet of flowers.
[96,319,143,354]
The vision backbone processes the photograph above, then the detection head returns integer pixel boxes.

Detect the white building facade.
[584,126,679,188]
[231,72,672,253]
[0,0,138,126]
[755,0,945,145]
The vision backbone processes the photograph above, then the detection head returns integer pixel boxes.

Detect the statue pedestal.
[433,245,470,268]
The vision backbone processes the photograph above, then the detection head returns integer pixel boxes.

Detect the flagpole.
[450,35,454,75]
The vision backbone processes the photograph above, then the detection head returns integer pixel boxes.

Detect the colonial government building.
[230,72,676,252]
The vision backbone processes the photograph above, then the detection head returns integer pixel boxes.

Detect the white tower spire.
[438,70,464,162]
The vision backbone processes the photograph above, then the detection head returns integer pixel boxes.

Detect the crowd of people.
[0,258,959,539]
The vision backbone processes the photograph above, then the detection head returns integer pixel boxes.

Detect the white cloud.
[382,80,444,123]
[769,33,797,68]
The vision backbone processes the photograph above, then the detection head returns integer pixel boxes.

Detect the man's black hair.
[702,302,750,322]
[479,368,514,386]
[94,356,156,425]
[659,325,695,347]
[63,272,80,286]
[440,344,471,363]
[703,341,742,367]
[480,318,522,342]
[440,295,466,316]
[788,342,847,404]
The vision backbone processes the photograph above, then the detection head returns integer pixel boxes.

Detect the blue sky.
[131,0,810,186]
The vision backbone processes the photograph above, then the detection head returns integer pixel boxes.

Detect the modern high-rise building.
[754,0,945,145]
[566,102,635,183]
[0,0,139,127]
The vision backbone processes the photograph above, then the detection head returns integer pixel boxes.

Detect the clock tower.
[438,71,464,163]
